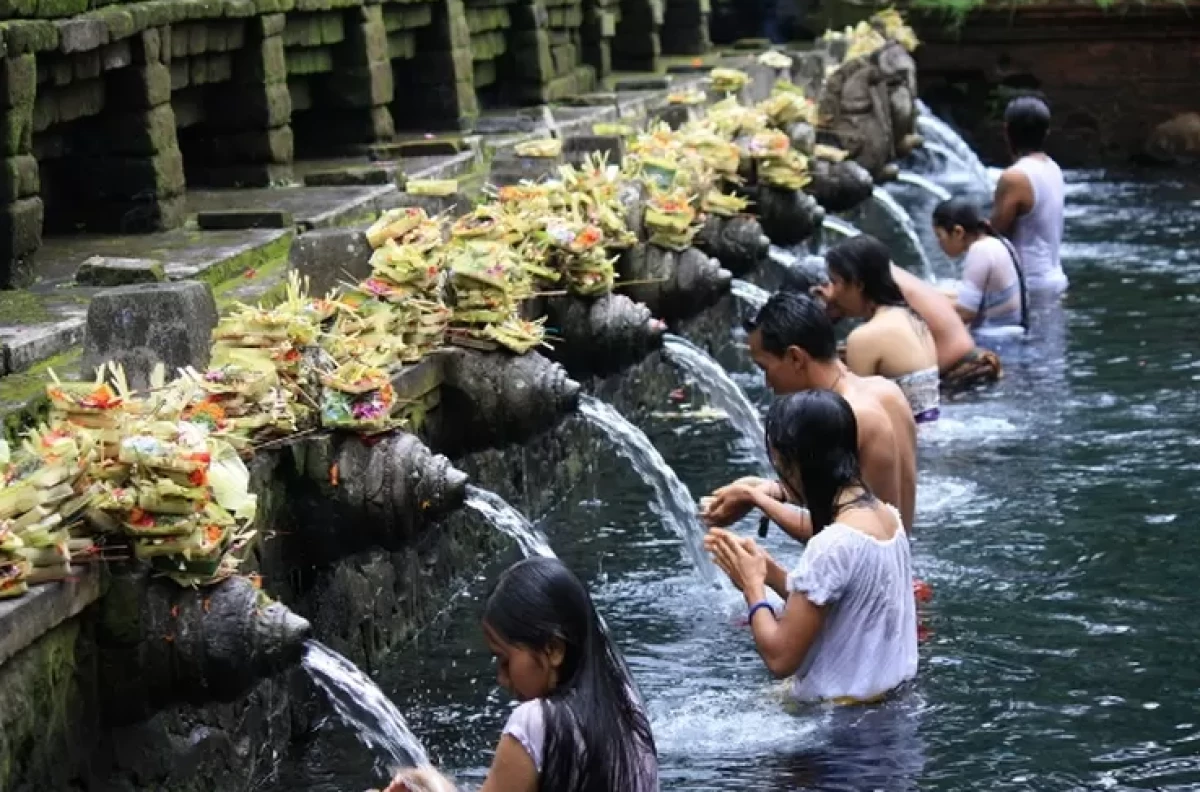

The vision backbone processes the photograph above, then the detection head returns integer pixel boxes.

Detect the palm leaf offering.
[710,67,750,94]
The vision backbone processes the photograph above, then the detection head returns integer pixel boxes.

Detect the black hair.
[743,290,837,362]
[824,234,907,308]
[1003,95,1051,155]
[932,197,1030,331]
[765,390,874,533]
[932,196,992,235]
[483,557,656,792]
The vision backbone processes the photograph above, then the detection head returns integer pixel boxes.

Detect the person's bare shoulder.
[859,376,917,433]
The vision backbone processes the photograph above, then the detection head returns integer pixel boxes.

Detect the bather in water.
[818,235,941,423]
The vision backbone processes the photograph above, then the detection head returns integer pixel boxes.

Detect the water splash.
[730,278,771,311]
[579,395,717,582]
[870,186,936,281]
[663,334,767,468]
[303,640,429,773]
[465,485,556,558]
[915,101,995,190]
[822,215,863,239]
[768,244,797,267]
[896,171,952,202]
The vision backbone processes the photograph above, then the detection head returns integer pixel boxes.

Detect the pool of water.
[280,169,1200,791]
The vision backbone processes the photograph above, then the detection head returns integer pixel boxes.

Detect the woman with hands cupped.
[704,390,918,705]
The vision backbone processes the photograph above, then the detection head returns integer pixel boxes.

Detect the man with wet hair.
[991,95,1068,297]
[701,291,917,537]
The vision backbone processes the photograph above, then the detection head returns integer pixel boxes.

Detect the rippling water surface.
[279,170,1200,791]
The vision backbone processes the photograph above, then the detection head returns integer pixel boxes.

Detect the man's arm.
[990,169,1032,237]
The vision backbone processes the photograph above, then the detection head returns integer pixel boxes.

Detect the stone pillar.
[299,6,395,153]
[394,0,477,131]
[199,15,293,187]
[87,28,187,234]
[504,1,556,104]
[581,0,617,77]
[0,54,43,288]
[612,0,661,72]
[661,0,710,55]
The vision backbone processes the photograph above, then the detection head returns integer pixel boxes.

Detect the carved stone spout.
[98,575,311,724]
[755,187,825,247]
[288,431,469,557]
[618,244,731,320]
[807,158,875,213]
[817,55,895,180]
[695,215,770,276]
[430,349,581,455]
[777,253,830,295]
[544,293,666,377]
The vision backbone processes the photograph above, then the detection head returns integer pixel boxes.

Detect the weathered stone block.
[302,164,390,186]
[101,39,132,70]
[1,20,60,55]
[197,208,293,229]
[259,12,286,37]
[235,34,286,83]
[0,0,37,18]
[0,153,39,202]
[319,12,344,43]
[52,77,105,125]
[563,134,623,165]
[286,223,372,296]
[104,105,179,156]
[2,102,33,155]
[131,27,163,64]
[204,124,293,163]
[510,1,548,29]
[0,195,41,275]
[81,147,185,198]
[75,256,166,286]
[0,53,36,109]
[214,81,291,129]
[187,19,208,54]
[71,49,100,80]
[81,281,218,391]
[106,62,172,108]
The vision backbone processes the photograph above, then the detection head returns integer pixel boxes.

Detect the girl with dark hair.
[932,196,1028,333]
[382,556,658,792]
[819,235,941,423]
[705,390,918,704]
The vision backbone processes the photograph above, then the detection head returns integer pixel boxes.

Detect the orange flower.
[247,573,263,589]
[205,524,224,544]
[189,469,207,487]
[329,464,340,487]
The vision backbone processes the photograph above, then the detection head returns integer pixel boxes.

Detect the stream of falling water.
[730,278,771,310]
[464,485,555,558]
[896,171,952,202]
[302,641,429,775]
[662,334,767,470]
[578,395,717,583]
[822,215,862,239]
[915,101,994,190]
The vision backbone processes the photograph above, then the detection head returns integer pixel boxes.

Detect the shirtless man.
[701,291,917,538]
[891,264,1004,392]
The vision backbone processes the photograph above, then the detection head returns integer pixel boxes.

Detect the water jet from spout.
[465,485,556,559]
[730,278,771,311]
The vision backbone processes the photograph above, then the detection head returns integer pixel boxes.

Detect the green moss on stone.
[0,20,60,55]
[33,0,87,18]
[0,288,53,323]
[198,229,293,288]
[0,347,79,444]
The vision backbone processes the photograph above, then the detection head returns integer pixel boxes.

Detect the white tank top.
[1011,155,1067,296]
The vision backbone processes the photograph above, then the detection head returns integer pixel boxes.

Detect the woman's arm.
[743,582,825,679]
[479,735,539,792]
[751,488,814,543]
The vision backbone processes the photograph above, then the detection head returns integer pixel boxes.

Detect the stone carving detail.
[806,157,875,214]
[98,575,311,724]
[694,215,770,276]
[618,244,732,320]
[818,55,896,180]
[753,187,825,248]
[545,293,666,377]
[876,41,923,159]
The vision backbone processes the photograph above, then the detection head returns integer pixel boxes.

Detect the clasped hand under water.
[704,528,771,593]
[699,476,774,527]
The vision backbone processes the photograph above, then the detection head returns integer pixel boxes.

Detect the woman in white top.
[381,557,658,792]
[705,390,918,704]
[818,235,941,424]
[932,197,1028,334]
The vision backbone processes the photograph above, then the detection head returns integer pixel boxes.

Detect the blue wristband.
[747,600,775,622]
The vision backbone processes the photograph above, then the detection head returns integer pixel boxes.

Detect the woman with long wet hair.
[933,196,1028,333]
[819,235,941,423]
[706,390,918,705]
[383,556,658,792]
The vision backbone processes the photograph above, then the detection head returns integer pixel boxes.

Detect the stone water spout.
[807,158,875,213]
[617,244,732,321]
[754,186,825,247]
[98,574,311,723]
[765,250,829,295]
[289,432,469,556]
[544,293,666,377]
[431,349,581,455]
[694,214,770,276]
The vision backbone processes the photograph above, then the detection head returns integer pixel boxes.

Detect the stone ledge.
[0,564,103,667]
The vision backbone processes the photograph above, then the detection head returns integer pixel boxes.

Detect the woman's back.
[787,504,917,703]
[847,308,940,420]
[958,235,1022,329]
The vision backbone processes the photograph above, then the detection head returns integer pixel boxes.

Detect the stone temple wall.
[0,0,715,287]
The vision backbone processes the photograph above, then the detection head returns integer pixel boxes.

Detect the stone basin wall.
[0,292,743,792]
[905,0,1200,166]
